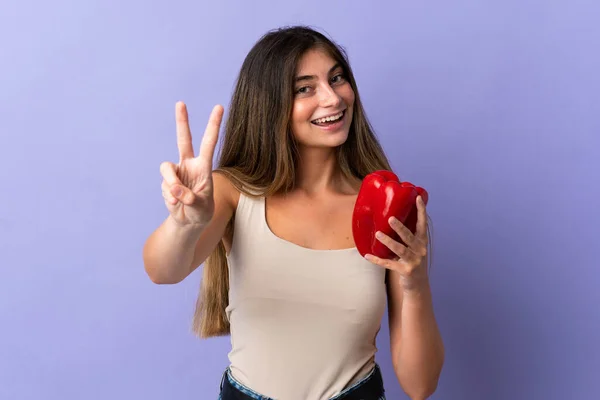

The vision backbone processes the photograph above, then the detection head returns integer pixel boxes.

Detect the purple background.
[1,1,598,399]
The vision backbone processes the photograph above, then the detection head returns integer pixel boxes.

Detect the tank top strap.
[231,191,270,247]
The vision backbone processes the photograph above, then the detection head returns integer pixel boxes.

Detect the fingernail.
[173,186,183,197]
[375,231,383,239]
[389,216,397,225]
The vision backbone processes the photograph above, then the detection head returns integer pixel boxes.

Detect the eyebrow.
[295,63,342,83]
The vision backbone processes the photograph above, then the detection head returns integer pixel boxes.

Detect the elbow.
[396,358,444,400]
[144,263,184,284]
[142,245,185,285]
[399,374,441,400]
[405,380,440,400]
[146,270,180,285]
[143,257,184,285]
[418,358,444,399]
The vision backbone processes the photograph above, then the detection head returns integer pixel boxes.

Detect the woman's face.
[290,48,355,149]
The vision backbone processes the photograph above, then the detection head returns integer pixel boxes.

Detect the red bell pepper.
[352,170,429,259]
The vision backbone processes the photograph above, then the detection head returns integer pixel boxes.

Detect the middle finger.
[376,231,409,259]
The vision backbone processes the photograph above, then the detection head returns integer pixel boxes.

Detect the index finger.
[176,101,194,162]
[197,104,224,170]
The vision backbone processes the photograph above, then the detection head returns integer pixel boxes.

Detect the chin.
[328,131,350,147]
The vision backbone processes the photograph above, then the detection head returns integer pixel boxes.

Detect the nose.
[318,83,342,108]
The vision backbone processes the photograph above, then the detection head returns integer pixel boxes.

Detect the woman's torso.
[222,187,387,400]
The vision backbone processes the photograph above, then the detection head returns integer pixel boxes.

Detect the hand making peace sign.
[160,102,224,227]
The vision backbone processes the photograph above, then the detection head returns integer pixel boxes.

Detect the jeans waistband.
[219,364,385,400]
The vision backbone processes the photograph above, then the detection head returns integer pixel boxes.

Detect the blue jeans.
[218,364,386,400]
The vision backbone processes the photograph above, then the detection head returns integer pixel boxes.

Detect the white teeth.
[313,111,344,124]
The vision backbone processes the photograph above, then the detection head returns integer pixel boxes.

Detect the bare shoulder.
[212,171,240,253]
[187,171,240,269]
[212,171,240,212]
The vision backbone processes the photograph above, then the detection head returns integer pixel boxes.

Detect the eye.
[295,86,312,94]
[331,73,346,84]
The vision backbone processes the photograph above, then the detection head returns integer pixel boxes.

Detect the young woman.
[143,26,444,400]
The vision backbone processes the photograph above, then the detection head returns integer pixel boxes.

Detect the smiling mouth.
[311,110,346,126]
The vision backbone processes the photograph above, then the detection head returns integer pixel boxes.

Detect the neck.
[293,146,352,196]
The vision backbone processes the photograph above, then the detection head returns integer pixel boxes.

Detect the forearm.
[143,215,205,284]
[396,284,445,399]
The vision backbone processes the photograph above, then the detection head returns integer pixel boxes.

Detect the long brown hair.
[192,25,430,338]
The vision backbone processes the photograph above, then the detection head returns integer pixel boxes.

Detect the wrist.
[397,269,429,292]
[402,280,432,303]
[166,215,206,236]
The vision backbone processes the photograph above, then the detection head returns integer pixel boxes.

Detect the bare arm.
[142,172,235,284]
[387,270,445,400]
[366,196,444,399]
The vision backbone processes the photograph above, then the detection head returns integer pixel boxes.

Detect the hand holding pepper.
[365,194,430,292]
[352,170,430,292]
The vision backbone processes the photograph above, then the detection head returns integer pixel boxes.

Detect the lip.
[311,109,347,131]
[311,109,346,123]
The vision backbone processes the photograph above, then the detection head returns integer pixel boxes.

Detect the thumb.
[170,184,195,205]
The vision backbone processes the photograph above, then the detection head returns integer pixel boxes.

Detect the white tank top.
[225,192,387,400]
